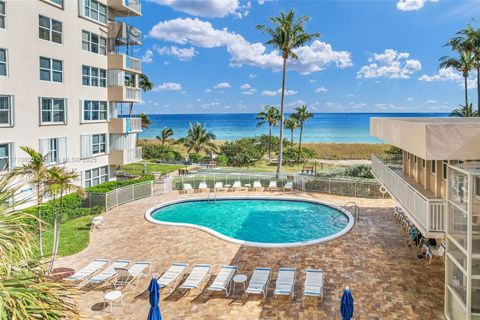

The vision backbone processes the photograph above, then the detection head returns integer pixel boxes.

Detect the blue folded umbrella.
[148,276,162,320]
[340,286,354,320]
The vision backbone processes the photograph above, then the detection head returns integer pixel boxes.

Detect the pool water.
[150,199,350,244]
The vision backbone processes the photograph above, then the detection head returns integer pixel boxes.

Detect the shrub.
[86,174,154,193]
[188,153,201,163]
[216,154,228,166]
[142,144,182,161]
[256,134,290,153]
[282,147,317,165]
[344,165,374,179]
[220,138,264,168]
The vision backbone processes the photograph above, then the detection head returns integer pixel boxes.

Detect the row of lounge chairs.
[157,263,324,300]
[182,180,294,193]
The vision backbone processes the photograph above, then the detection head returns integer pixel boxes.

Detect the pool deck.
[56,190,445,319]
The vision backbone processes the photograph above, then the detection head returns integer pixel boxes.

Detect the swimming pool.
[145,197,354,247]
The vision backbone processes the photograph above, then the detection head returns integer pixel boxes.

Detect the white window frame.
[39,97,66,125]
[0,142,13,172]
[431,160,436,175]
[82,65,106,87]
[39,15,62,44]
[41,0,64,9]
[82,100,108,122]
[0,1,5,29]
[39,137,67,165]
[91,134,106,155]
[0,48,7,77]
[39,56,63,83]
[81,30,106,55]
[0,95,13,127]
[83,165,109,188]
[81,0,107,25]
[443,161,448,181]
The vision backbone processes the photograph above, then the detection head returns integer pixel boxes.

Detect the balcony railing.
[126,56,141,73]
[108,21,142,46]
[107,0,141,16]
[109,147,142,165]
[108,54,142,73]
[109,117,142,134]
[371,155,445,235]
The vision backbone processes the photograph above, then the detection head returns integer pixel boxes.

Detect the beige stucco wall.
[402,152,447,199]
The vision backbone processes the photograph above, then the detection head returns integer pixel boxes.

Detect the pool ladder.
[207,189,217,203]
[332,201,360,222]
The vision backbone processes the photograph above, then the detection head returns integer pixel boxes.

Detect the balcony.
[371,155,446,237]
[108,54,142,74]
[108,21,142,46]
[109,117,142,134]
[107,0,141,16]
[109,147,142,165]
[108,86,141,103]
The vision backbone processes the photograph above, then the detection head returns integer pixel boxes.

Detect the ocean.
[139,113,449,144]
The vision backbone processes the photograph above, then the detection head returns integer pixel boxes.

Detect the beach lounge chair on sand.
[303,269,324,301]
[283,181,294,192]
[182,183,193,194]
[274,267,296,300]
[268,181,277,192]
[208,266,238,297]
[253,181,263,191]
[65,259,110,282]
[88,260,130,285]
[232,180,242,191]
[198,182,209,193]
[113,261,151,290]
[245,267,271,299]
[157,263,188,293]
[179,264,211,294]
[214,181,224,192]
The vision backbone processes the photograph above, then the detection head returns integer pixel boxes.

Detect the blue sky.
[128,0,480,114]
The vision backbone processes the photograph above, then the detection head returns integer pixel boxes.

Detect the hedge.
[86,174,154,193]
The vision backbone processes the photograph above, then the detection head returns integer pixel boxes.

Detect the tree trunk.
[298,125,304,162]
[290,129,294,147]
[50,194,57,272]
[268,125,272,161]
[477,65,480,115]
[51,190,64,272]
[37,186,44,259]
[128,102,134,118]
[464,75,469,109]
[276,57,287,178]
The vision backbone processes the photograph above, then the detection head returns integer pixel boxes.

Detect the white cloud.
[204,88,212,93]
[407,97,413,101]
[141,49,153,63]
[425,99,438,104]
[201,101,220,109]
[249,73,257,78]
[213,82,231,89]
[147,0,240,18]
[240,83,251,89]
[148,18,353,75]
[153,82,183,91]
[285,99,306,109]
[375,103,404,110]
[309,79,317,83]
[261,89,297,97]
[418,68,462,82]
[315,86,328,93]
[242,88,257,95]
[396,0,438,11]
[357,49,421,79]
[154,45,197,61]
[261,90,277,97]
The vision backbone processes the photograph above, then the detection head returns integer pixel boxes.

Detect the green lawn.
[120,162,185,175]
[35,215,93,258]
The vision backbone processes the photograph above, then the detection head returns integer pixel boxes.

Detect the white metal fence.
[294,175,384,198]
[85,180,153,211]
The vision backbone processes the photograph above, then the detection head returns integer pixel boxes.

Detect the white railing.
[126,56,141,73]
[125,87,140,101]
[125,0,141,13]
[125,147,142,163]
[125,118,141,132]
[86,180,153,211]
[371,155,445,233]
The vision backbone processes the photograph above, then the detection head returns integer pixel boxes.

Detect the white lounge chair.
[208,265,237,297]
[157,263,188,293]
[182,183,193,194]
[232,180,242,191]
[214,181,224,192]
[88,259,130,285]
[303,269,324,300]
[268,181,277,192]
[253,181,263,191]
[179,264,211,294]
[245,267,271,299]
[274,267,296,299]
[283,181,294,192]
[426,242,446,264]
[65,259,110,282]
[91,216,104,229]
[114,261,151,290]
[198,182,209,193]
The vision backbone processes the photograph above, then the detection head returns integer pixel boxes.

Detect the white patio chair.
[198,182,209,193]
[91,216,104,229]
[182,183,193,194]
[232,180,242,192]
[253,181,263,191]
[113,261,152,290]
[283,181,294,192]
[274,267,296,300]
[214,181,224,192]
[207,265,238,297]
[157,263,188,293]
[64,259,110,282]
[427,242,446,264]
[179,264,211,294]
[88,259,130,285]
[268,181,277,192]
[245,267,271,299]
[303,269,324,301]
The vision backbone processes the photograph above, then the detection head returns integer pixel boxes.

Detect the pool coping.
[144,196,355,248]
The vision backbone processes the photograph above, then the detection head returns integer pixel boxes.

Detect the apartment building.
[0,0,143,197]
[370,117,480,320]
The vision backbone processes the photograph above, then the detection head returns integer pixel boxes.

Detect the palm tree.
[450,103,479,117]
[128,73,154,117]
[284,115,299,147]
[440,50,475,109]
[45,167,83,271]
[255,105,280,160]
[292,105,314,161]
[0,174,78,319]
[156,127,174,146]
[17,146,48,259]
[257,10,320,177]
[177,122,217,154]
[139,113,151,129]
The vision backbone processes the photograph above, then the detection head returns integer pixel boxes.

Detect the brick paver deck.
[57,190,445,319]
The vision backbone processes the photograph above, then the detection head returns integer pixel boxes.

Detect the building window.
[431,161,436,174]
[45,0,63,7]
[0,1,5,29]
[84,166,108,187]
[92,134,106,154]
[82,30,106,55]
[476,177,480,197]
[40,97,66,125]
[422,159,426,168]
[414,156,417,164]
[39,15,62,44]
[443,161,448,180]
[39,57,63,82]
[83,100,107,121]
[0,143,10,171]
[39,137,66,164]
[82,65,106,87]
[82,0,107,24]
[0,48,7,76]
[0,95,13,127]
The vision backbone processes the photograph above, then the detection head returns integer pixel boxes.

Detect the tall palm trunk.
[36,186,43,259]
[268,125,272,160]
[51,190,63,271]
[464,75,469,108]
[290,129,294,147]
[298,124,304,162]
[276,57,287,178]
[477,65,480,115]
[50,193,57,272]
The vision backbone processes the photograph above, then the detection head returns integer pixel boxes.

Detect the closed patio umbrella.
[147,276,162,320]
[340,286,354,320]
